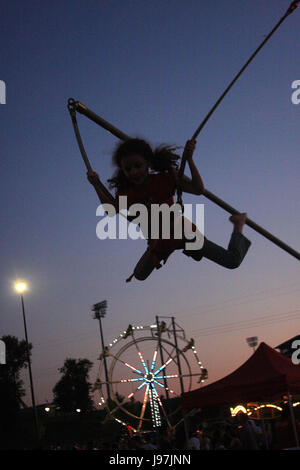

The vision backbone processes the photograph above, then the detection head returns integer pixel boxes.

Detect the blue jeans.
[183,232,251,269]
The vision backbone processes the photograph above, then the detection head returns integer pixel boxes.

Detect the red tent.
[181,342,300,409]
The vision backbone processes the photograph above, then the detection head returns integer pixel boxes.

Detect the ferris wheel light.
[96,321,207,433]
[154,381,164,388]
[138,382,147,390]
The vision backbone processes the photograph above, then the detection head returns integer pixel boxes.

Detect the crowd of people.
[43,407,300,451]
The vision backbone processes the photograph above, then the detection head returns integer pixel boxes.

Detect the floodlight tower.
[92,301,110,399]
[246,336,258,353]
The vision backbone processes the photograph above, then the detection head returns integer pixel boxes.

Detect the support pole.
[155,316,171,411]
[20,293,40,445]
[68,99,300,262]
[171,317,189,448]
[98,315,111,401]
[203,189,300,261]
[287,390,300,448]
[92,301,111,401]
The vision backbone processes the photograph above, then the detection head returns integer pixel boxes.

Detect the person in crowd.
[274,403,300,449]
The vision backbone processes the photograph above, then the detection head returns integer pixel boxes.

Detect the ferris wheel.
[93,316,208,434]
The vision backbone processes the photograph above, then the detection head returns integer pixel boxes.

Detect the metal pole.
[98,315,111,401]
[155,316,171,409]
[20,293,39,445]
[71,99,130,142]
[92,302,111,402]
[68,99,300,262]
[171,317,189,447]
[287,391,300,448]
[260,415,269,450]
[203,189,300,261]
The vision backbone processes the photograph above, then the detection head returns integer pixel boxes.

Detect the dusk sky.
[1,0,299,407]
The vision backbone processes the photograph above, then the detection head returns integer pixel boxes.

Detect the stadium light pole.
[92,300,111,400]
[14,281,39,445]
[246,336,258,354]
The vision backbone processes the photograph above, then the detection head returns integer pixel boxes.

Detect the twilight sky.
[1,0,299,406]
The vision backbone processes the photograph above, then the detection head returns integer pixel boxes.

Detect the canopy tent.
[181,342,300,409]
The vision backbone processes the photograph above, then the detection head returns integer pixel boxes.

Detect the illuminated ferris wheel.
[92,313,208,434]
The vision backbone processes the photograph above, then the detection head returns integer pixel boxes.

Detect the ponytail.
[151,145,180,172]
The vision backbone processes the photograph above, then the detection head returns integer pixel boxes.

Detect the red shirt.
[116,173,183,276]
[116,172,178,243]
[115,172,176,208]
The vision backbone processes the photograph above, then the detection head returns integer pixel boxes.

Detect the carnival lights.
[95,320,208,433]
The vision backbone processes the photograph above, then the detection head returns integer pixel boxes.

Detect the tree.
[53,358,94,412]
[0,335,31,427]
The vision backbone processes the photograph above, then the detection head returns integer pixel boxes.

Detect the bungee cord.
[177,0,299,205]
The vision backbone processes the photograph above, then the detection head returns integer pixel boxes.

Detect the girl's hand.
[87,170,101,186]
[183,139,197,161]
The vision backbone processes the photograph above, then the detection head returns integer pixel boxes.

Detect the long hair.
[107,138,181,191]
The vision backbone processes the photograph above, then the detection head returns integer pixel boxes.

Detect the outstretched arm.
[175,140,205,195]
[87,170,119,212]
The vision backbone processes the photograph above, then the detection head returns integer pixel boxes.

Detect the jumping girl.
[87,138,251,281]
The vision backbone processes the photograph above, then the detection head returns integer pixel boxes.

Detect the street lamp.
[14,281,39,444]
